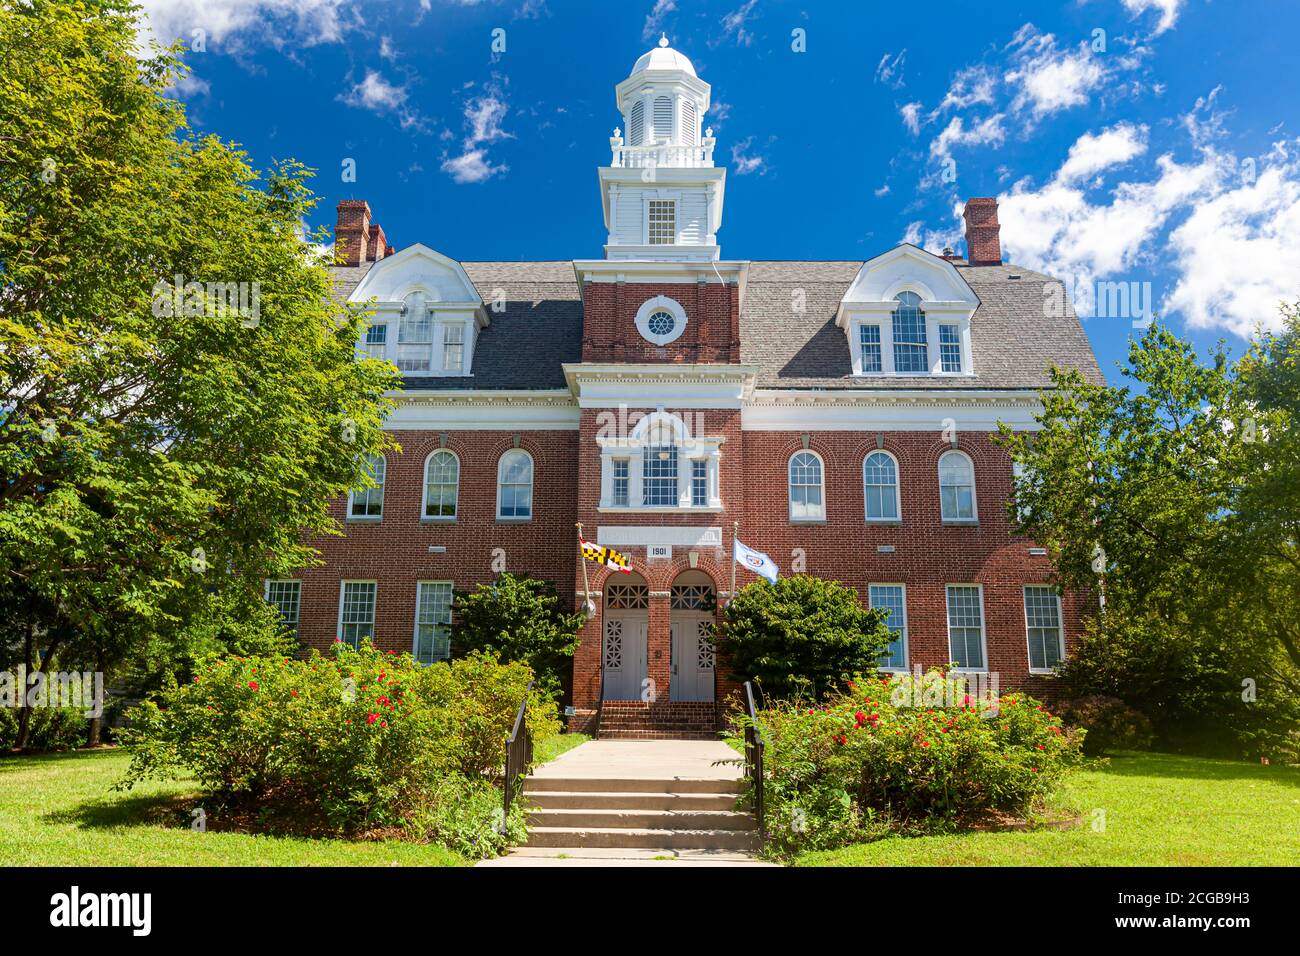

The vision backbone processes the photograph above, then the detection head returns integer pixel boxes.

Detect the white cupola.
[598,36,727,262]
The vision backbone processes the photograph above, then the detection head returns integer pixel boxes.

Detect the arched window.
[629,101,644,146]
[423,450,459,519]
[396,291,433,372]
[497,450,534,520]
[863,451,900,521]
[653,95,673,142]
[788,451,825,521]
[938,450,976,521]
[892,291,929,373]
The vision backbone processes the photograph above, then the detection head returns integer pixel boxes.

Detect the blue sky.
[139,0,1300,383]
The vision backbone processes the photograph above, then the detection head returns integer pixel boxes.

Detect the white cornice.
[563,363,757,408]
[742,388,1045,431]
[387,389,579,430]
[573,258,747,287]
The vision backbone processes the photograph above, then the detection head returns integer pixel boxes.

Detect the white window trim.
[421,449,460,522]
[634,295,688,346]
[945,583,988,673]
[413,580,454,664]
[596,412,722,512]
[337,579,377,648]
[868,583,908,671]
[862,450,902,523]
[1023,585,1066,674]
[643,195,679,246]
[938,449,978,524]
[787,449,826,523]
[346,454,385,522]
[844,297,975,378]
[496,449,535,521]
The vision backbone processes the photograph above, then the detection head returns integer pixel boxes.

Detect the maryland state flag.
[581,539,632,574]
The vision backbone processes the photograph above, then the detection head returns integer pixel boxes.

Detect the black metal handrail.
[742,680,765,842]
[503,680,535,823]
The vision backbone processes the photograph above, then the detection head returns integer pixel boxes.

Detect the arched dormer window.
[938,450,977,522]
[423,450,459,520]
[788,451,825,522]
[863,451,900,522]
[892,291,928,373]
[497,450,534,520]
[396,291,433,372]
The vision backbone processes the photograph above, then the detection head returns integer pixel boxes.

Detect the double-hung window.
[859,324,882,373]
[265,580,301,631]
[497,451,534,519]
[339,581,377,648]
[362,324,387,360]
[863,451,900,521]
[423,451,459,519]
[691,460,708,507]
[869,584,907,670]
[939,324,962,372]
[892,292,929,373]
[643,445,678,506]
[946,585,986,670]
[1024,586,1064,671]
[939,451,976,521]
[349,455,385,519]
[414,581,453,664]
[611,459,630,507]
[442,323,465,373]
[788,451,825,521]
[396,293,433,372]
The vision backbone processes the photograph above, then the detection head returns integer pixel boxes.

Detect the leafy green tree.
[452,574,585,698]
[722,575,892,700]
[0,1,398,747]
[999,317,1300,756]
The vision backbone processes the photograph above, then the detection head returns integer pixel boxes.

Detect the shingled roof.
[331,257,1102,392]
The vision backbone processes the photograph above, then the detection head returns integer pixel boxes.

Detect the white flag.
[734,537,778,584]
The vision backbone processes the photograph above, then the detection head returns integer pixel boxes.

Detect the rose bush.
[117,642,558,854]
[729,670,1084,856]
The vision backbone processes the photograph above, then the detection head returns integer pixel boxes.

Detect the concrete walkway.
[477,739,778,868]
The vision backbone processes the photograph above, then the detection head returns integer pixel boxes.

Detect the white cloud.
[1055,122,1148,183]
[731,136,767,176]
[135,0,351,51]
[709,101,732,127]
[938,65,996,112]
[899,101,923,135]
[642,0,676,42]
[340,70,407,112]
[716,0,758,47]
[874,184,891,198]
[874,50,906,89]
[1120,0,1185,35]
[441,149,508,184]
[1004,24,1107,120]
[929,114,1007,165]
[379,35,397,63]
[442,87,513,184]
[902,217,962,254]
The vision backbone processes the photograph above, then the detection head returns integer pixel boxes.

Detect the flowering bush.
[1057,695,1154,756]
[728,671,1084,856]
[117,642,558,851]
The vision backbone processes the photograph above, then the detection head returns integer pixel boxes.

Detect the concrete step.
[526,790,739,811]
[525,826,760,851]
[525,776,743,794]
[526,808,756,830]
[599,731,718,741]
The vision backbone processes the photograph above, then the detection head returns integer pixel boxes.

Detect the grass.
[794,751,1300,866]
[0,749,470,867]
[533,732,590,765]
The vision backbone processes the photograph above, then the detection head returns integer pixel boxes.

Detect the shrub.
[0,705,88,751]
[117,642,558,851]
[1057,695,1154,756]
[729,670,1083,857]
[452,573,585,698]
[722,575,893,698]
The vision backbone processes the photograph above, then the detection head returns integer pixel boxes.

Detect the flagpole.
[576,522,593,617]
[729,520,738,604]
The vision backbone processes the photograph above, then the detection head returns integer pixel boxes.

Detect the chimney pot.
[962,197,1002,266]
[335,199,371,267]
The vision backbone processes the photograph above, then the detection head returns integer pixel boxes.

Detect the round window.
[647,311,675,337]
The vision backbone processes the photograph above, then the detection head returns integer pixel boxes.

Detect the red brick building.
[274,40,1103,735]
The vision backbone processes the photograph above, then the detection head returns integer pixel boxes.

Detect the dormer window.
[859,324,882,373]
[939,324,963,373]
[396,292,433,372]
[443,323,465,372]
[362,323,387,360]
[891,292,929,373]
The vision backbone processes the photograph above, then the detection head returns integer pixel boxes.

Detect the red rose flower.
[248,681,258,691]
[366,713,379,725]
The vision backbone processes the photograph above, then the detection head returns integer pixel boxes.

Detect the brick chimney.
[962,197,1002,266]
[335,199,371,266]
[367,223,387,262]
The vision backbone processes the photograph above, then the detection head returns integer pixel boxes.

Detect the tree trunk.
[15,622,33,750]
[86,650,106,746]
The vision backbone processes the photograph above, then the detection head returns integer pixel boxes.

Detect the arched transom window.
[497,450,534,520]
[892,291,929,373]
[863,451,900,521]
[423,450,459,519]
[938,450,976,521]
[788,451,825,521]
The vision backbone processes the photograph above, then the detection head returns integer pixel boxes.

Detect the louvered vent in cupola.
[653,96,673,142]
[681,100,697,146]
[629,101,644,146]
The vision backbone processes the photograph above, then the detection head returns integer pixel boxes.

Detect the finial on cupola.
[659,33,669,48]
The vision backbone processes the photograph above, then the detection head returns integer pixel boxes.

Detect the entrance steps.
[598,700,718,740]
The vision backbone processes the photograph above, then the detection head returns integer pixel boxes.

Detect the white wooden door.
[602,613,648,700]
[670,615,716,702]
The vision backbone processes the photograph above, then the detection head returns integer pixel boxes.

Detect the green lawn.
[534,732,590,765]
[795,751,1300,866]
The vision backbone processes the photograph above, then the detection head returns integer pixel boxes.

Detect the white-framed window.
[863,451,900,522]
[395,292,433,372]
[348,454,385,520]
[264,579,301,631]
[691,459,708,507]
[869,584,907,670]
[634,295,688,346]
[643,444,679,506]
[946,584,986,670]
[938,450,976,522]
[788,451,825,522]
[423,450,459,520]
[414,581,453,664]
[859,323,882,373]
[939,324,962,373]
[338,580,377,648]
[648,199,676,245]
[892,292,929,373]
[442,323,465,373]
[1024,585,1065,672]
[362,323,387,360]
[611,458,630,506]
[497,449,534,520]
